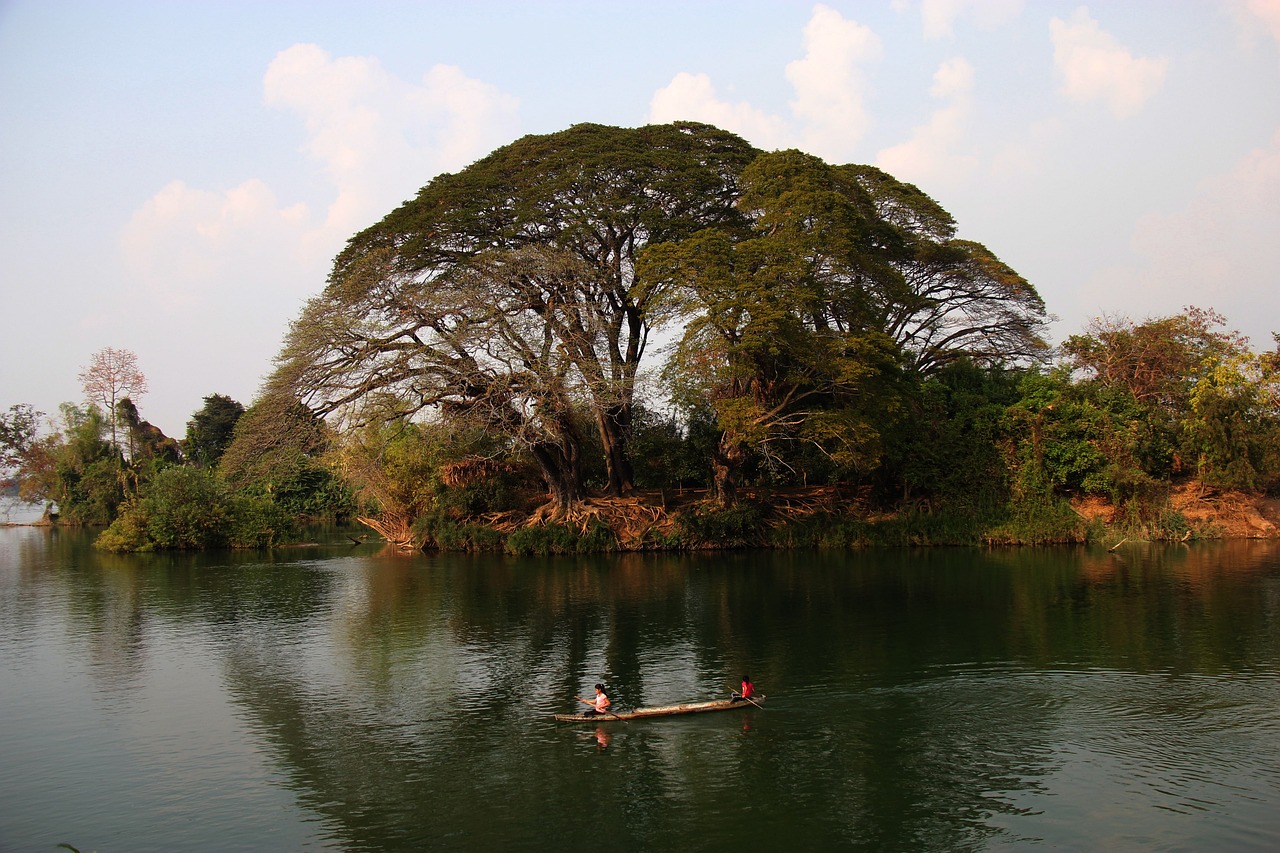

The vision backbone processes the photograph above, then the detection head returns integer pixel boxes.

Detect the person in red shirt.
[731,674,755,702]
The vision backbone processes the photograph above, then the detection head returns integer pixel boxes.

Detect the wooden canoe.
[554,695,764,722]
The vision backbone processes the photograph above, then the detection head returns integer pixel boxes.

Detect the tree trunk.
[711,436,745,507]
[596,404,634,497]
[530,425,583,517]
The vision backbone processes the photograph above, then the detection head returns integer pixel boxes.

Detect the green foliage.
[886,360,1020,511]
[96,466,296,552]
[1004,369,1172,508]
[184,394,245,468]
[674,501,769,548]
[504,520,616,555]
[418,518,505,552]
[1182,351,1280,490]
[628,405,710,490]
[219,393,352,521]
[342,418,536,548]
[986,492,1090,545]
[278,121,761,502]
[21,404,125,524]
[0,403,41,473]
[225,493,299,548]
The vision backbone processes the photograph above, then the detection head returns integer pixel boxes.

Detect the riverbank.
[413,480,1280,555]
[10,483,1276,551]
[1072,482,1280,540]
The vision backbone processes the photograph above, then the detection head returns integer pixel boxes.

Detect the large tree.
[641,150,1045,502]
[274,122,758,511]
[835,164,1050,373]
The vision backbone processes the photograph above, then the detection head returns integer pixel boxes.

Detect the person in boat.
[731,674,756,703]
[582,683,612,717]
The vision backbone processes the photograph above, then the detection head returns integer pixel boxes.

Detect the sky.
[2,0,1279,439]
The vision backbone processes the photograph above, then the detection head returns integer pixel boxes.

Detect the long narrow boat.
[554,695,765,722]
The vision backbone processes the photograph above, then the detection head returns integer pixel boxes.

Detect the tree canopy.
[270,122,1050,516]
[184,394,246,468]
[274,121,760,509]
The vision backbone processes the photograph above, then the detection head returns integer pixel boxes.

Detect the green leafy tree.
[840,164,1050,374]
[1062,308,1246,415]
[642,149,1039,504]
[272,122,759,512]
[184,394,245,467]
[1062,307,1280,492]
[644,224,896,503]
[218,392,352,520]
[19,404,123,523]
[1,403,42,476]
[888,360,1022,512]
[116,397,182,469]
[1184,349,1280,491]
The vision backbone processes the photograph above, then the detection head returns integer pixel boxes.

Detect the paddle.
[575,695,628,723]
[728,686,764,710]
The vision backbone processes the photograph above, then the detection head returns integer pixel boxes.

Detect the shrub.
[674,502,768,548]
[96,466,297,552]
[504,520,616,555]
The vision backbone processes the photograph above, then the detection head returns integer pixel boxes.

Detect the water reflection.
[2,531,1279,851]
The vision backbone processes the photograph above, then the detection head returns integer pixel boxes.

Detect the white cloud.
[263,44,520,249]
[1050,7,1169,118]
[112,46,523,427]
[648,5,882,161]
[1080,129,1280,346]
[787,4,884,161]
[120,45,521,315]
[120,179,311,310]
[648,72,791,149]
[918,0,1024,40]
[876,57,978,189]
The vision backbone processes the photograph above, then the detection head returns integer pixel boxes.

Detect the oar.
[728,686,765,710]
[575,695,628,723]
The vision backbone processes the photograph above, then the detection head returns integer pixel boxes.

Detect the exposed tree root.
[356,514,416,552]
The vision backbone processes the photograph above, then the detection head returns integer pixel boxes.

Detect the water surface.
[2,528,1278,851]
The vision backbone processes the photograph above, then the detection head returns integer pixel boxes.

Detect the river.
[2,519,1278,851]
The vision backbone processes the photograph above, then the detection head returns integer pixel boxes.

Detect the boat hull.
[554,695,764,722]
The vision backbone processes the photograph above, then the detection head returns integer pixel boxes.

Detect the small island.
[4,123,1279,553]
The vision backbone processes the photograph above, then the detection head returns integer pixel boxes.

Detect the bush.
[674,502,768,548]
[417,517,505,552]
[226,494,298,548]
[984,494,1086,545]
[504,520,616,555]
[96,466,297,552]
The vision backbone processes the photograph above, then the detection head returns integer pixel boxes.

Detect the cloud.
[121,45,521,314]
[113,46,523,426]
[1081,129,1280,346]
[263,44,520,248]
[648,72,791,149]
[649,4,881,162]
[786,4,884,160]
[917,0,1024,40]
[120,179,311,310]
[875,57,978,188]
[1050,7,1169,118]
